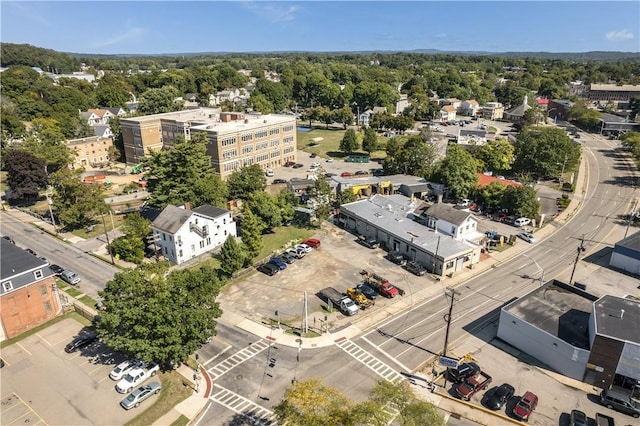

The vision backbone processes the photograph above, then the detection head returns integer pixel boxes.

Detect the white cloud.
[91,27,145,49]
[605,29,634,41]
[240,1,299,23]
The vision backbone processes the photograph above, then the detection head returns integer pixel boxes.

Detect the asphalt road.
[1,211,120,299]
[356,131,638,373]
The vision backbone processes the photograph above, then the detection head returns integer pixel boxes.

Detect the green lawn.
[69,213,125,239]
[257,225,315,259]
[296,127,387,160]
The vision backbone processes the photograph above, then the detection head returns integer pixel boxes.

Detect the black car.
[447,362,480,383]
[404,261,426,276]
[357,235,379,249]
[25,248,38,257]
[356,283,378,300]
[292,163,304,169]
[570,409,588,426]
[280,252,296,264]
[310,153,317,158]
[65,333,98,353]
[272,179,288,184]
[355,170,369,175]
[50,264,64,275]
[485,383,515,410]
[257,263,279,276]
[2,236,15,244]
[386,251,407,266]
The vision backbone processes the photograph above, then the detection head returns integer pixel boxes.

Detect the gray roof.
[340,195,475,259]
[504,280,596,350]
[426,203,473,226]
[1,240,50,284]
[151,205,193,234]
[593,295,640,343]
[599,112,629,123]
[459,129,487,137]
[93,125,111,136]
[615,231,640,251]
[505,102,531,117]
[193,205,230,219]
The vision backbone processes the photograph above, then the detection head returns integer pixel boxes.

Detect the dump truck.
[346,287,374,309]
[318,287,359,316]
[360,270,400,298]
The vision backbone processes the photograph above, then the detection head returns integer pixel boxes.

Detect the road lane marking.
[209,384,275,425]
[15,343,31,356]
[359,336,412,372]
[202,346,231,367]
[206,340,270,380]
[335,339,404,383]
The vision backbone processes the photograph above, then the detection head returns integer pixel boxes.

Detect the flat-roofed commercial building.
[120,108,297,178]
[588,84,640,102]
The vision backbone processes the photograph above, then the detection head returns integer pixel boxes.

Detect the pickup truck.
[454,371,492,401]
[116,363,160,393]
[318,287,359,316]
[361,270,400,298]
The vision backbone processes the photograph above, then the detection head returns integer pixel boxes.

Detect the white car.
[311,162,320,168]
[287,248,306,259]
[110,359,143,381]
[518,232,536,244]
[116,363,159,393]
[326,157,334,163]
[296,243,313,253]
[514,217,531,227]
[265,168,274,177]
[307,167,319,173]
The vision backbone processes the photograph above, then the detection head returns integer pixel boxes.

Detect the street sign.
[438,356,460,369]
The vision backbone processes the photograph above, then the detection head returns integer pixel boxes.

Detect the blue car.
[268,257,287,270]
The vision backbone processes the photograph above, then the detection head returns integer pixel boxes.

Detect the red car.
[513,391,538,421]
[302,238,320,248]
[341,172,354,177]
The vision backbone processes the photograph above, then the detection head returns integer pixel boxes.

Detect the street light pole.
[569,235,586,285]
[442,287,459,357]
[101,212,115,265]
[522,254,544,285]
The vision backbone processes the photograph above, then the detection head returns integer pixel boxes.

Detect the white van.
[514,217,531,227]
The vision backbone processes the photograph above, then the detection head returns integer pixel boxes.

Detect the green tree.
[369,380,445,426]
[478,181,508,210]
[512,126,580,179]
[227,164,267,200]
[397,136,438,177]
[362,127,379,154]
[246,191,282,231]
[137,86,181,115]
[503,185,540,218]
[340,128,359,154]
[470,139,515,174]
[4,149,48,200]
[276,188,298,224]
[121,211,151,240]
[144,133,228,209]
[96,263,223,367]
[218,236,246,277]
[274,378,353,426]
[50,168,108,230]
[433,144,480,200]
[240,209,264,264]
[332,106,355,129]
[109,236,145,264]
[313,172,333,222]
[21,118,74,174]
[337,188,358,205]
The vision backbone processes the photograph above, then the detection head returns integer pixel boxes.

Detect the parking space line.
[4,392,48,426]
[35,332,53,347]
[15,342,31,356]
[89,364,105,376]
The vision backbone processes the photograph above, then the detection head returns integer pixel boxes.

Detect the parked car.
[386,251,407,266]
[514,217,531,227]
[292,163,304,169]
[116,363,160,393]
[110,359,144,381]
[485,383,515,410]
[25,248,38,256]
[268,257,287,270]
[302,238,321,248]
[326,157,334,163]
[404,261,426,276]
[120,381,162,410]
[447,362,480,383]
[287,248,305,259]
[311,162,320,168]
[257,263,279,276]
[49,264,64,276]
[2,236,15,244]
[280,252,296,264]
[295,243,313,253]
[513,391,538,421]
[517,232,536,244]
[357,235,379,249]
[355,170,369,175]
[307,166,319,172]
[284,161,296,167]
[273,178,287,184]
[600,387,640,417]
[60,270,81,285]
[356,283,378,300]
[265,168,274,177]
[310,153,317,158]
[341,171,354,177]
[570,409,588,426]
[65,332,98,353]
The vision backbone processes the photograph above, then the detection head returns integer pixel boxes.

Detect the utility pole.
[101,212,115,265]
[569,235,586,285]
[442,288,460,357]
[46,186,58,234]
[624,199,638,239]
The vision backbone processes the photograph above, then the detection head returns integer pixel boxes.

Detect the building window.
[163,233,166,241]
[206,237,211,245]
[445,261,454,269]
[44,301,52,313]
[270,139,279,147]
[269,128,280,135]
[34,270,44,280]
[179,249,183,257]
[2,281,13,291]
[242,145,254,154]
[255,141,268,151]
[283,125,294,132]
[40,284,48,295]
[221,136,237,146]
[241,133,253,142]
[255,129,268,138]
[451,226,456,233]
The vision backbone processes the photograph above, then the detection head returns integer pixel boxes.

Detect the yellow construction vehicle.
[346,288,374,309]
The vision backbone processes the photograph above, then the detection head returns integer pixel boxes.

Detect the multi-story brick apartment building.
[0,240,61,340]
[120,108,297,178]
[587,84,640,103]
[66,135,114,170]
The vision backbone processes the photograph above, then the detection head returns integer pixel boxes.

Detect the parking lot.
[0,318,140,425]
[438,320,634,426]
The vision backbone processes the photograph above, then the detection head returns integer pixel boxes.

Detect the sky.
[1,1,639,55]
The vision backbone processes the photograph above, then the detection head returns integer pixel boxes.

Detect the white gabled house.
[151,204,236,264]
[423,203,481,241]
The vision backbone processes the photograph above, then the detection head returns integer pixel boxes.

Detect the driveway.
[0,318,138,425]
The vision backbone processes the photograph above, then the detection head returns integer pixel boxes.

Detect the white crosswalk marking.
[210,384,277,425]
[207,339,271,380]
[335,338,405,383]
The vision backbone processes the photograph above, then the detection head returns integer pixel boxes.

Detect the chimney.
[184,202,191,210]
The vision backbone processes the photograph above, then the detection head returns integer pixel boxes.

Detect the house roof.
[464,100,479,106]
[105,107,125,116]
[151,205,193,234]
[1,240,50,283]
[93,125,111,137]
[476,173,522,188]
[87,108,108,118]
[615,231,640,251]
[505,102,531,117]
[441,105,456,112]
[593,295,640,343]
[425,203,473,226]
[193,205,230,219]
[372,106,387,114]
[536,98,549,105]
[459,129,487,138]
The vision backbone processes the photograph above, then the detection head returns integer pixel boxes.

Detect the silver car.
[120,381,161,410]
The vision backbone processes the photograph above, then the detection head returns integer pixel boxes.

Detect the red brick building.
[1,240,61,340]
